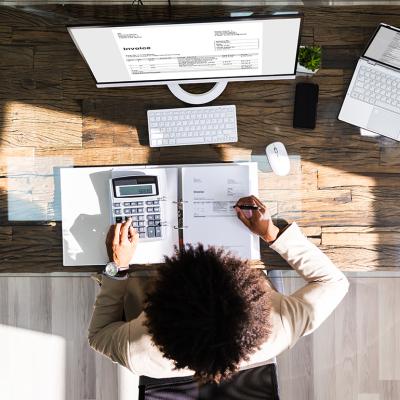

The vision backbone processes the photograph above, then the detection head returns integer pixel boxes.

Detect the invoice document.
[181,163,260,260]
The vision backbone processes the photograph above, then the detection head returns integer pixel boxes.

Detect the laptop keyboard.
[350,66,400,113]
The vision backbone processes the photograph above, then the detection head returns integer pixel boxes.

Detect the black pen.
[233,205,259,210]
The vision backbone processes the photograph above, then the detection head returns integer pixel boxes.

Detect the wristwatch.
[103,262,130,279]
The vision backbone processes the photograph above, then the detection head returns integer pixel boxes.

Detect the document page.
[181,164,260,260]
[112,21,263,81]
[365,26,400,69]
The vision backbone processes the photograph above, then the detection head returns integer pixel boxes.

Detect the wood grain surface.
[1,5,400,272]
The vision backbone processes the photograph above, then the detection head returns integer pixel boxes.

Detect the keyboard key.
[130,202,137,206]
[123,202,131,206]
[139,221,145,227]
[147,220,156,227]
[114,209,121,215]
[154,214,160,220]
[116,217,123,223]
[153,200,160,205]
[147,227,155,238]
[138,215,145,221]
[132,221,139,228]
[147,207,154,212]
[137,208,144,213]
[146,201,153,205]
[113,203,121,207]
[123,208,131,214]
[147,214,154,220]
[155,227,162,237]
[153,207,160,212]
[137,201,144,206]
[138,227,145,233]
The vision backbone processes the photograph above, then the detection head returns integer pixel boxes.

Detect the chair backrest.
[139,364,280,400]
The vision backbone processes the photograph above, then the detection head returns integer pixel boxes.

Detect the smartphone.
[293,82,319,129]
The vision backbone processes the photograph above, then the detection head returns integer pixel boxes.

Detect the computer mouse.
[265,142,290,176]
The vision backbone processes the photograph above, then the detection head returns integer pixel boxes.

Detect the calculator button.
[146,201,153,205]
[138,227,145,233]
[123,208,131,214]
[147,214,154,220]
[116,217,123,223]
[131,208,138,214]
[114,209,121,215]
[138,215,145,221]
[137,201,144,206]
[130,202,137,206]
[113,202,121,207]
[139,233,146,238]
[123,202,131,206]
[153,207,160,212]
[147,220,156,227]
[155,227,162,237]
[153,200,160,205]
[147,227,155,238]
[139,221,145,227]
[137,208,143,213]
[132,221,139,228]
[132,215,139,221]
[154,214,160,220]
[147,207,154,212]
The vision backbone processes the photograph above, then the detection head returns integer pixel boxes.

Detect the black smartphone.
[293,82,319,129]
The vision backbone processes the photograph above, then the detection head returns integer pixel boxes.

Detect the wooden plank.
[12,27,71,44]
[0,26,12,44]
[34,44,88,71]
[301,226,322,237]
[321,245,400,271]
[0,147,35,176]
[0,226,12,241]
[318,166,400,188]
[314,26,368,46]
[0,68,62,100]
[0,45,33,68]
[322,226,400,246]
[36,146,158,166]
[0,100,82,148]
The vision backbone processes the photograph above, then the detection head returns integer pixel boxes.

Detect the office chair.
[138,364,280,400]
[138,270,284,400]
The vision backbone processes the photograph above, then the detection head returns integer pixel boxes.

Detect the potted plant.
[297,46,322,75]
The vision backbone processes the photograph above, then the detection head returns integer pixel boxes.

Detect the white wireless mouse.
[266,142,290,176]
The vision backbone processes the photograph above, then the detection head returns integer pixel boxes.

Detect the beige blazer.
[88,223,349,378]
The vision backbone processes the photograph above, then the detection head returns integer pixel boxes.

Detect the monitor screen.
[68,16,302,86]
[364,25,400,71]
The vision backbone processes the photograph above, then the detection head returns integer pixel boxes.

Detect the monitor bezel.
[67,13,303,87]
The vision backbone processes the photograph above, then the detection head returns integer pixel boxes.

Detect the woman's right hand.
[234,195,280,244]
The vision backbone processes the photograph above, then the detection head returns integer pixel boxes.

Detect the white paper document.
[182,163,260,260]
[61,166,179,266]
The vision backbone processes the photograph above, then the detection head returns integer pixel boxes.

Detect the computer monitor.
[68,14,302,104]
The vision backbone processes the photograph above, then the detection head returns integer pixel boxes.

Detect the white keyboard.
[147,105,238,147]
[351,65,400,113]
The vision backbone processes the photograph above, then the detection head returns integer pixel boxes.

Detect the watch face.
[105,262,118,276]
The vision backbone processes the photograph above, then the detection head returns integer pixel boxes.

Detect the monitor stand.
[167,80,228,105]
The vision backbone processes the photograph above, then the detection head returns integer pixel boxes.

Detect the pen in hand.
[233,204,259,210]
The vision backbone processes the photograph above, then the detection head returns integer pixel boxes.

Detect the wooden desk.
[1,5,400,273]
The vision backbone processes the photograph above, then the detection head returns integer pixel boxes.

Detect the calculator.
[110,173,163,240]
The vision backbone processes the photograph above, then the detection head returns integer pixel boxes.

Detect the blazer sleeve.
[269,222,349,346]
[87,276,133,370]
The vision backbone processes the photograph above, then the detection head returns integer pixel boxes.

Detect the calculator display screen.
[119,184,154,196]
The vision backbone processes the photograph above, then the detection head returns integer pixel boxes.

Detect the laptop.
[339,23,400,141]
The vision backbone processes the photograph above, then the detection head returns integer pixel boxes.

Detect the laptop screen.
[364,25,400,70]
